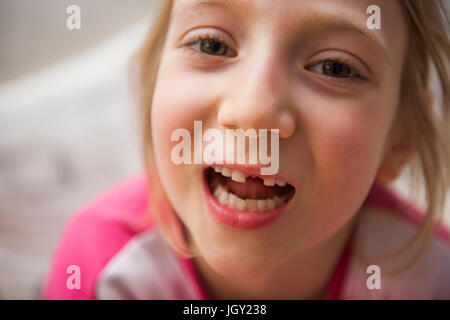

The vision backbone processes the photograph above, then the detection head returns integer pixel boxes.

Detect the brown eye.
[200,38,228,56]
[322,61,352,78]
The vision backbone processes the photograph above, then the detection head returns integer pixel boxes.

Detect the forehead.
[172,0,409,62]
[173,0,406,25]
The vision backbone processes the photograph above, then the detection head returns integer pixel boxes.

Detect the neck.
[193,215,358,300]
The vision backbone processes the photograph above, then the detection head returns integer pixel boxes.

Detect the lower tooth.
[228,193,237,209]
[214,188,287,212]
[213,186,222,198]
[266,198,276,210]
[273,196,283,206]
[219,190,229,205]
[236,198,247,211]
[256,200,267,212]
[247,199,257,212]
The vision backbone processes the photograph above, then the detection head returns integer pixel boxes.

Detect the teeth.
[212,184,288,213]
[213,166,288,188]
[273,196,284,207]
[228,193,237,209]
[276,180,287,187]
[216,167,247,183]
[246,199,257,211]
[218,189,228,205]
[221,167,232,177]
[213,185,222,198]
[263,178,275,187]
[231,170,246,183]
[263,177,288,187]
[266,198,276,210]
[211,166,290,212]
[236,197,247,211]
[256,200,267,212]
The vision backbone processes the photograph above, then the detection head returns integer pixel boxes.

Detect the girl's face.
[151,0,409,279]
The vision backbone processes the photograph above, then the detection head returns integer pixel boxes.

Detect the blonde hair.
[132,0,450,268]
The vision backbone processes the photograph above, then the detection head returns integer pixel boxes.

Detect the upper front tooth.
[275,180,287,187]
[214,166,222,173]
[263,178,275,187]
[231,170,246,183]
[221,167,232,177]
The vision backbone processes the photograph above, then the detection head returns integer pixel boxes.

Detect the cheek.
[150,54,231,183]
[150,56,210,166]
[152,53,223,120]
[303,91,393,182]
[150,60,220,223]
[150,72,198,213]
[299,98,392,232]
[313,111,381,184]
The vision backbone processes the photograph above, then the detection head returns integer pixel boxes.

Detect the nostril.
[217,102,296,138]
[278,111,296,138]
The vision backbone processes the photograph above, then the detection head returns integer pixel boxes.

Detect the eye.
[307,59,363,79]
[321,61,352,78]
[199,38,228,55]
[183,34,237,58]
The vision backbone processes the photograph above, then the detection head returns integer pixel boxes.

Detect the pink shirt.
[42,176,450,299]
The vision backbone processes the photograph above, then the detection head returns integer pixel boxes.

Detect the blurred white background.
[0,0,160,299]
[0,0,448,300]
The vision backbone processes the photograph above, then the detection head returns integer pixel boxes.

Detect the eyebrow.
[172,0,247,18]
[313,15,392,65]
[173,0,392,66]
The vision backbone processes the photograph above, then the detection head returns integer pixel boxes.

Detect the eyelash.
[180,33,236,61]
[306,57,367,81]
[180,34,367,81]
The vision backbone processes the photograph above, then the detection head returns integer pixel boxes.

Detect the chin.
[198,238,282,281]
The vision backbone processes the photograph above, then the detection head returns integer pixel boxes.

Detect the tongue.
[226,177,281,200]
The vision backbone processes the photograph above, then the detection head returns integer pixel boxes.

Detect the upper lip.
[204,163,294,187]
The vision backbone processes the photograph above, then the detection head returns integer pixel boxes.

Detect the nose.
[217,49,296,139]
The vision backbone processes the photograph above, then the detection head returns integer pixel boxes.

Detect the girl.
[43,0,450,299]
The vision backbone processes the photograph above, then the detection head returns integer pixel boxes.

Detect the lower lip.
[203,175,292,229]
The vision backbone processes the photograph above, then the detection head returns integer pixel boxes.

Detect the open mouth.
[204,166,295,213]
